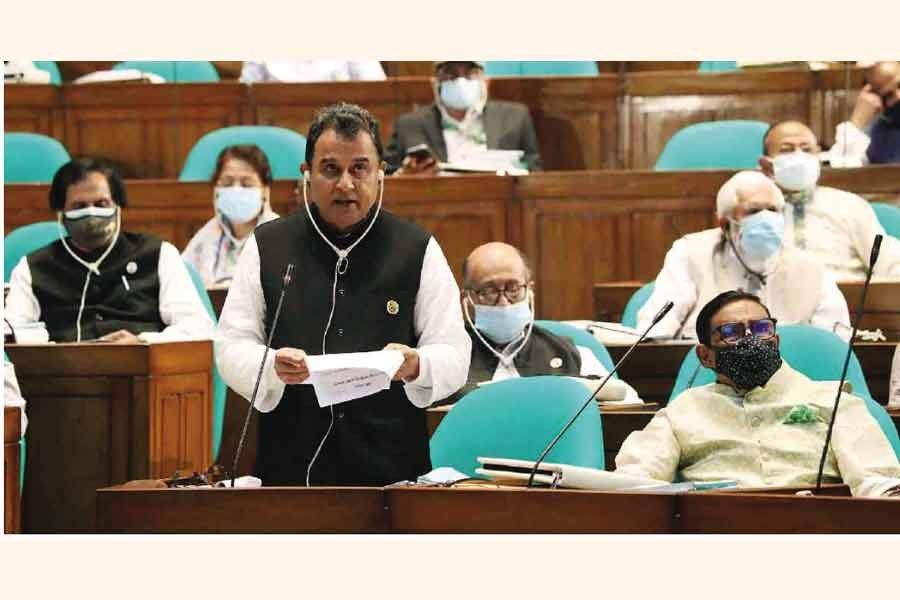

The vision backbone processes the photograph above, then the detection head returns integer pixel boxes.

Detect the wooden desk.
[8,166,898,320]
[5,342,213,533]
[96,486,387,534]
[4,406,22,534]
[2,68,877,175]
[839,282,900,340]
[96,482,900,534]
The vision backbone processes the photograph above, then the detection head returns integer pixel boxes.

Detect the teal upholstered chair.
[535,319,615,373]
[179,126,307,181]
[698,61,739,72]
[430,375,604,477]
[33,61,62,84]
[621,282,656,329]
[113,60,220,82]
[4,221,60,282]
[183,261,227,461]
[4,133,71,183]
[484,61,599,77]
[871,202,900,239]
[654,120,769,171]
[668,324,900,459]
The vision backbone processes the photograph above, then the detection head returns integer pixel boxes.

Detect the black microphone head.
[870,234,883,270]
[652,301,675,325]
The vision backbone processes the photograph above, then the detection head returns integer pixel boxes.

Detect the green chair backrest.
[654,120,769,171]
[621,281,656,329]
[182,261,227,461]
[113,61,220,83]
[534,319,615,374]
[4,133,71,183]
[33,61,62,84]
[484,61,599,77]
[668,324,900,459]
[871,202,900,239]
[4,221,60,282]
[698,61,739,72]
[430,375,604,477]
[179,126,307,181]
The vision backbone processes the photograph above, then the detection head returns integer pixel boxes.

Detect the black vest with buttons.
[438,323,582,406]
[254,208,431,486]
[27,232,165,342]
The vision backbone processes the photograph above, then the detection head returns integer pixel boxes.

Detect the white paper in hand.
[305,350,405,407]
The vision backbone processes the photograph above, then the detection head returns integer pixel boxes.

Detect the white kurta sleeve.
[843,193,900,279]
[892,345,900,407]
[403,237,471,408]
[348,61,386,81]
[636,238,698,338]
[214,235,286,412]
[829,121,871,168]
[4,361,27,435]
[139,242,215,343]
[5,257,41,325]
[830,393,900,497]
[809,268,851,343]
[614,409,681,482]
[576,346,642,404]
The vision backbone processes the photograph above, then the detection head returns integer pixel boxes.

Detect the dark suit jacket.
[384,100,543,173]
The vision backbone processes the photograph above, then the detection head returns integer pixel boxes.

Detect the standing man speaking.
[216,103,470,486]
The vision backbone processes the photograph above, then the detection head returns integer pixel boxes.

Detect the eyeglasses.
[712,318,778,345]
[467,283,528,306]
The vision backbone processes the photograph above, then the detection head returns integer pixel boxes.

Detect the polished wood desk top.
[5,341,213,376]
[96,482,900,534]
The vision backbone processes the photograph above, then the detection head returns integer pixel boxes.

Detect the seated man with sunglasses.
[616,290,900,497]
[436,242,640,406]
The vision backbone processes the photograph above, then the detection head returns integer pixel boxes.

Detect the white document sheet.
[304,350,405,407]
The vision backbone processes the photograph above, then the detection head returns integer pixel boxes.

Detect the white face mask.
[215,186,263,224]
[772,151,820,192]
[439,77,484,111]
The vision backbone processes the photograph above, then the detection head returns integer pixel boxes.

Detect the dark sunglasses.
[713,318,778,345]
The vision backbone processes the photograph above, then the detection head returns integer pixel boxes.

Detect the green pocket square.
[783,404,820,425]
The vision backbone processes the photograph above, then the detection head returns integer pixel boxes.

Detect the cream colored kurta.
[615,362,900,497]
[781,186,900,282]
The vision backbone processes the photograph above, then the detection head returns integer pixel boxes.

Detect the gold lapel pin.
[386,299,400,315]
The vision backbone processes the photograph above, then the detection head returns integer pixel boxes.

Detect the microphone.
[526,300,674,487]
[230,263,294,487]
[814,234,882,492]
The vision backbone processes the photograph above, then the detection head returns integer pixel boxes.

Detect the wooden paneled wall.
[4,67,869,178]
[8,166,899,320]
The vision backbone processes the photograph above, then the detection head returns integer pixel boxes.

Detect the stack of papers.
[439,149,528,175]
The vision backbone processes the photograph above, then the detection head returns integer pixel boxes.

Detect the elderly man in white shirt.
[891,345,900,408]
[638,171,851,341]
[215,103,470,487]
[5,158,214,344]
[239,60,386,83]
[757,120,900,281]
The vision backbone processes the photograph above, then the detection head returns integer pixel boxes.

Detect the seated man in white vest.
[617,290,900,497]
[757,120,900,281]
[892,344,900,407]
[5,158,215,343]
[637,171,851,341]
[437,241,640,406]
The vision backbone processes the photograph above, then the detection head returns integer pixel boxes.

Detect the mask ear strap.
[725,229,768,287]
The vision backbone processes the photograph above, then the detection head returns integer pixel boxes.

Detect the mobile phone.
[404,143,435,162]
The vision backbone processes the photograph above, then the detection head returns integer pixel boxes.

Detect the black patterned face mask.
[714,335,782,391]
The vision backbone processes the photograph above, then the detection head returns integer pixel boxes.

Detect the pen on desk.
[121,275,131,291]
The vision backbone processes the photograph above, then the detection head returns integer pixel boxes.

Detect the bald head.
[762,120,819,156]
[463,242,531,290]
[867,61,900,108]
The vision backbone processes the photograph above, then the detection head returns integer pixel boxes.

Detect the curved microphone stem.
[526,301,673,488]
[230,263,294,488]
[814,235,882,492]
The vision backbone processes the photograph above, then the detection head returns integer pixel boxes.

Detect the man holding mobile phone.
[385,61,542,175]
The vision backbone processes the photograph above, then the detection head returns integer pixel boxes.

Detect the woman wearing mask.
[182,145,279,286]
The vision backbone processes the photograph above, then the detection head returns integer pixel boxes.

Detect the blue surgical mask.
[737,211,785,262]
[440,77,483,111]
[215,186,263,224]
[472,297,533,345]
